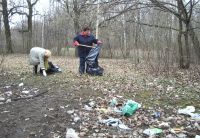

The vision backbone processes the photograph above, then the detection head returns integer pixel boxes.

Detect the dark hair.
[82,26,90,31]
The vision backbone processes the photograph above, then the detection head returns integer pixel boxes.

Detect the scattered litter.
[67,110,74,114]
[21,90,30,94]
[19,83,24,87]
[34,90,39,93]
[113,107,122,114]
[166,134,174,138]
[190,113,200,120]
[48,108,54,111]
[170,128,184,134]
[4,86,11,89]
[96,108,110,114]
[88,101,95,107]
[158,122,170,128]
[60,106,65,109]
[152,111,161,118]
[66,128,79,138]
[25,118,30,121]
[118,123,131,130]
[194,122,200,130]
[74,116,81,122]
[101,118,120,127]
[178,106,200,120]
[5,99,11,103]
[196,135,200,138]
[5,91,12,96]
[167,86,174,91]
[176,133,187,138]
[116,95,123,98]
[2,111,10,113]
[65,105,69,108]
[0,97,5,101]
[122,100,141,116]
[101,118,131,130]
[143,128,162,136]
[84,105,92,111]
[110,97,117,107]
[52,132,60,138]
[178,106,195,115]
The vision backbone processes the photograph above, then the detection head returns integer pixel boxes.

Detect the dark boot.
[86,63,103,76]
[34,65,38,74]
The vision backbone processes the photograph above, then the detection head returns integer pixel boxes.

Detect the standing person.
[29,47,51,76]
[73,26,102,75]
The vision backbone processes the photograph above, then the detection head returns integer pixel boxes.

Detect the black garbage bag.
[40,61,62,75]
[86,64,104,76]
[85,44,104,76]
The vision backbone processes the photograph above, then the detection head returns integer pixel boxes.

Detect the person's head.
[82,26,91,36]
[44,49,51,58]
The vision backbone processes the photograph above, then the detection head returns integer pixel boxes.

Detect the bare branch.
[127,19,179,31]
[31,0,39,6]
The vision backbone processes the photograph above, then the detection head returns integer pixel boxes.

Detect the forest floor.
[0,54,200,138]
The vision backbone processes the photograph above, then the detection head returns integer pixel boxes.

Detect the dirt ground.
[0,54,200,138]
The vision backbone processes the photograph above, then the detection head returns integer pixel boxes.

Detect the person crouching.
[29,47,51,77]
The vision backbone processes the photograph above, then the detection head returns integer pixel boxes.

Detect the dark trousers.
[79,55,98,73]
[78,47,99,73]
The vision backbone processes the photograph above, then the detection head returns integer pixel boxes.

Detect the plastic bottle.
[143,128,162,136]
[122,100,139,116]
[110,97,117,107]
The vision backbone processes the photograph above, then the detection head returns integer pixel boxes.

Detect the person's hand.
[73,41,80,46]
[41,68,47,77]
[97,40,102,44]
[43,70,47,77]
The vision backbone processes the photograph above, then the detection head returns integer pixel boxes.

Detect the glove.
[73,41,80,46]
[97,40,102,44]
[41,68,47,77]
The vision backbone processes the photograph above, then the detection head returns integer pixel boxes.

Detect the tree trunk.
[184,24,190,68]
[188,24,200,62]
[178,18,184,68]
[2,0,13,54]
[73,0,80,57]
[27,1,33,53]
[107,37,113,58]
[26,0,38,53]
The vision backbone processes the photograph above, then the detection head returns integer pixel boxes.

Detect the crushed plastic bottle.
[152,111,161,118]
[178,106,195,115]
[195,135,200,138]
[122,100,141,116]
[110,97,117,107]
[66,128,79,138]
[143,128,162,136]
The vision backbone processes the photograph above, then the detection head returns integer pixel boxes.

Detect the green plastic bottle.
[122,100,139,116]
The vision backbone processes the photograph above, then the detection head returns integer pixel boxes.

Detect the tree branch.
[127,19,179,31]
[31,0,39,6]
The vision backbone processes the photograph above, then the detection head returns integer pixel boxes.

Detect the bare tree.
[149,0,200,68]
[26,0,38,52]
[1,0,13,53]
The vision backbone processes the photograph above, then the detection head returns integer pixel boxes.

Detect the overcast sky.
[37,0,50,13]
[11,0,50,26]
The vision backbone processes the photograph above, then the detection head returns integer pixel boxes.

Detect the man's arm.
[39,53,47,76]
[73,35,80,46]
[92,35,102,44]
[39,53,45,69]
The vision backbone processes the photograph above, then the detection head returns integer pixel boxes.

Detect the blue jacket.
[74,32,98,46]
[74,32,98,57]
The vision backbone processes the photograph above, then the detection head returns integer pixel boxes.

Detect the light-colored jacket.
[29,47,45,69]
